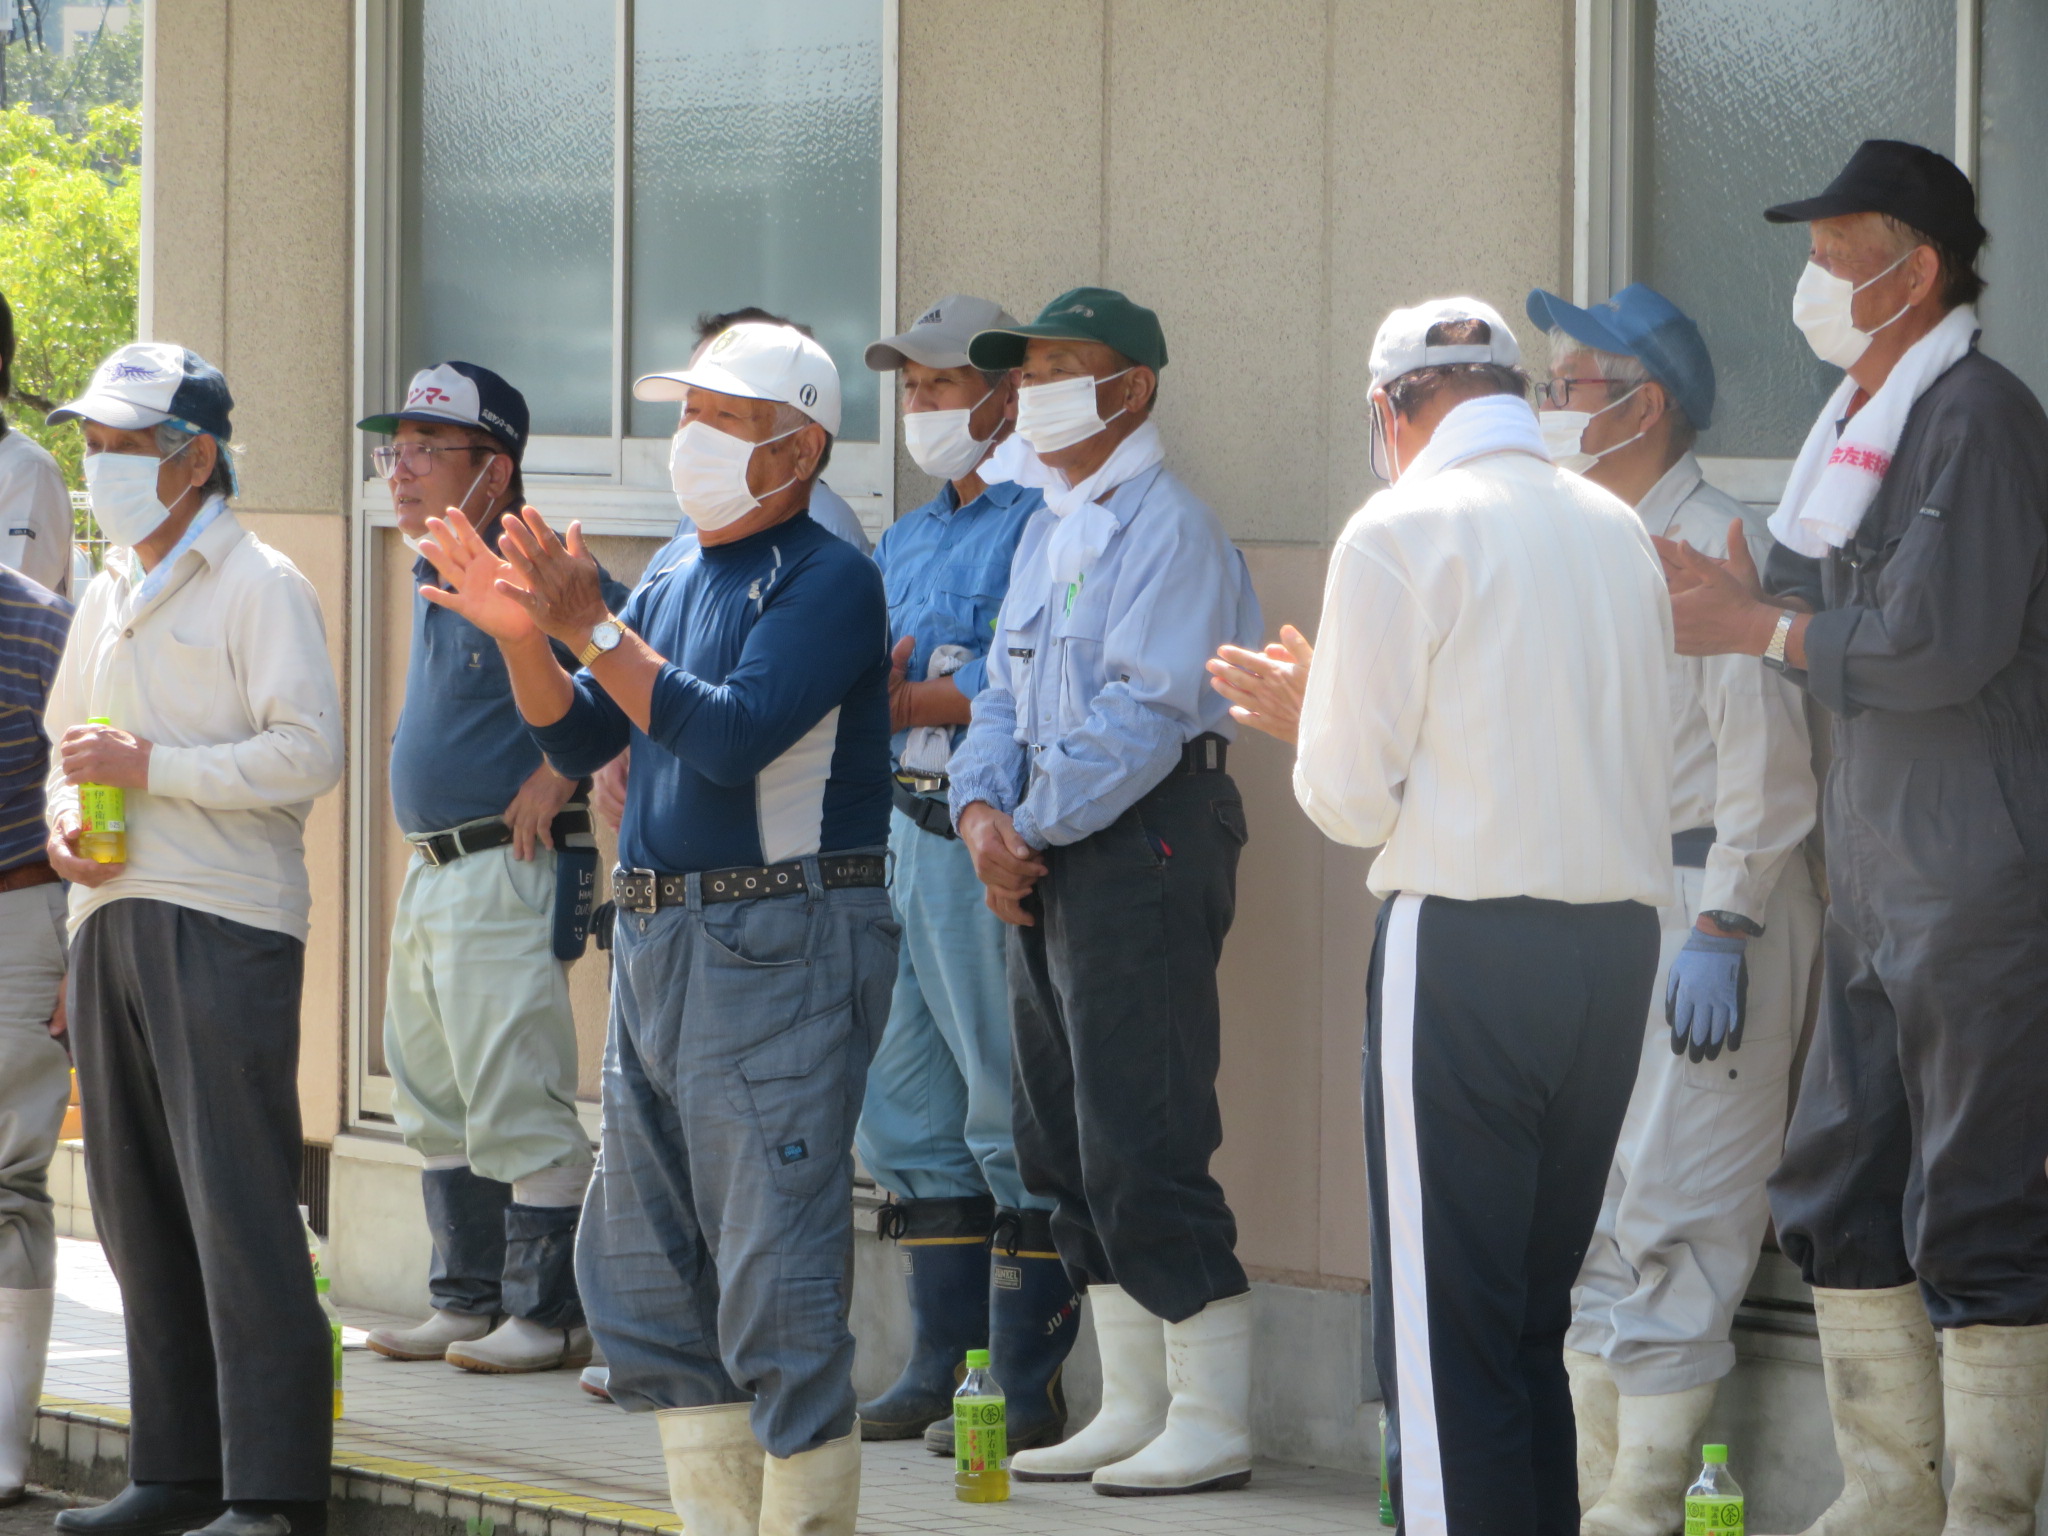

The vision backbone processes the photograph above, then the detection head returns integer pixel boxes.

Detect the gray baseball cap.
[866,294,1016,371]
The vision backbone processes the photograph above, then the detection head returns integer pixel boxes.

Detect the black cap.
[1763,139,1985,262]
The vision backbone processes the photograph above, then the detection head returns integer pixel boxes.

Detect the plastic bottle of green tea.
[1684,1444,1744,1536]
[1379,1404,1395,1524]
[953,1348,1008,1503]
[79,717,127,864]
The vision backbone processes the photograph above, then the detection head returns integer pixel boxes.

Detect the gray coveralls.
[1764,346,2048,1330]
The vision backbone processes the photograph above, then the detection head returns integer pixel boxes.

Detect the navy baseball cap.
[1525,283,1716,432]
[48,342,235,440]
[359,361,529,461]
[1764,139,1985,263]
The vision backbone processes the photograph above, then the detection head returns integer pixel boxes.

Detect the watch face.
[593,620,622,650]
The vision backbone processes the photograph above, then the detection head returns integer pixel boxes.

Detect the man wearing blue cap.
[1525,285,1821,1533]
[40,343,344,1536]
[360,363,630,1376]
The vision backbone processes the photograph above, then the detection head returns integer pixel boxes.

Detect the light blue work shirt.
[873,476,1042,767]
[948,462,1262,850]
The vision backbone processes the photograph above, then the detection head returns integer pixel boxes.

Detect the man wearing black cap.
[948,289,1264,1497]
[359,364,628,1376]
[1525,284,1820,1533]
[40,343,343,1536]
[1663,140,2048,1535]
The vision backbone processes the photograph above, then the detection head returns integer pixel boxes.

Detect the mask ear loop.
[1851,247,1918,341]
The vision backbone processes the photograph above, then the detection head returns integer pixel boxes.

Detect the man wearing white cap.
[418,320,894,1536]
[1212,300,1673,1536]
[40,343,343,1536]
[851,297,1077,1456]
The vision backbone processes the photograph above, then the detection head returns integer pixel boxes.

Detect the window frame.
[1571,0,1982,505]
[344,0,900,1133]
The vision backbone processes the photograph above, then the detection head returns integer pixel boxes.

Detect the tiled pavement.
[40,1239,1379,1535]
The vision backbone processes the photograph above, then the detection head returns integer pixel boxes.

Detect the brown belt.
[0,860,61,894]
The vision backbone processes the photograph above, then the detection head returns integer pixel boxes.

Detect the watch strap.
[1763,608,1795,666]
[577,618,621,667]
[1700,909,1764,938]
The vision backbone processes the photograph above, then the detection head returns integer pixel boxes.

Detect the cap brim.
[1763,193,1871,224]
[864,335,973,372]
[632,362,780,405]
[356,407,481,435]
[966,324,1099,372]
[44,393,169,431]
[1525,289,1634,359]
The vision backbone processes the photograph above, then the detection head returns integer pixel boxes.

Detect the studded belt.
[613,853,887,913]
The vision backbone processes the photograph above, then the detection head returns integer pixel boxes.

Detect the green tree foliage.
[1,6,143,137]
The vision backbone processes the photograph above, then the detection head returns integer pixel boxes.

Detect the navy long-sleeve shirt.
[531,510,891,872]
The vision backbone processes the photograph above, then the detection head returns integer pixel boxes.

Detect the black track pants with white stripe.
[1366,892,1659,1536]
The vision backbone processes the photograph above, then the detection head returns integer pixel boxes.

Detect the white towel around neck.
[1768,304,1978,558]
[1395,393,1552,486]
[1037,419,1164,589]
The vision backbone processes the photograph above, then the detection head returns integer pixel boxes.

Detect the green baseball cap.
[967,287,1168,373]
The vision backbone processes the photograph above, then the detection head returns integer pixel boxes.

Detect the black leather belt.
[1177,733,1228,774]
[1672,826,1717,869]
[412,808,592,868]
[893,781,958,840]
[614,853,887,913]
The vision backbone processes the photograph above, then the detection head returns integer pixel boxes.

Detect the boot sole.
[54,1508,227,1536]
[1095,1468,1253,1497]
[859,1419,939,1441]
[446,1350,594,1375]
[365,1339,455,1362]
[1012,1468,1097,1483]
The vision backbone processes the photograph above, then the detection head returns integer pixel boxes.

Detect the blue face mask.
[83,440,195,547]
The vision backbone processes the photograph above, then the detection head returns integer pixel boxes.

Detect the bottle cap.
[965,1349,990,1368]
[89,716,111,725]
[1703,1444,1728,1464]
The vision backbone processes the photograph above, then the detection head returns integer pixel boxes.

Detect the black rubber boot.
[502,1202,584,1328]
[422,1165,511,1316]
[857,1195,993,1440]
[184,1502,326,1536]
[53,1482,225,1536]
[926,1207,1080,1456]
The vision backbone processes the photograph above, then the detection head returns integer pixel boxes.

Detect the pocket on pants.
[737,1001,857,1199]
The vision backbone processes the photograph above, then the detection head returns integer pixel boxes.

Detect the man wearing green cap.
[948,287,1264,1498]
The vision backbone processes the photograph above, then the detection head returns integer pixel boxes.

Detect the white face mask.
[402,459,493,557]
[1539,386,1643,474]
[669,419,800,532]
[84,441,195,547]
[1015,368,1132,455]
[902,392,995,482]
[1792,249,1913,370]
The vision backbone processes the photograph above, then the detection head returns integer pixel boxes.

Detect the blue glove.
[1665,930,1749,1062]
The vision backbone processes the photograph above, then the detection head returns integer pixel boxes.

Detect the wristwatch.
[578,617,625,667]
[1760,608,1796,673]
[1700,909,1764,938]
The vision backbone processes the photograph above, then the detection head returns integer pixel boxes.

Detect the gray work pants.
[0,883,69,1291]
[575,863,898,1458]
[1771,719,2048,1328]
[70,898,332,1500]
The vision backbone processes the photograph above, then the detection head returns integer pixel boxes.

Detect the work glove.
[1666,929,1749,1063]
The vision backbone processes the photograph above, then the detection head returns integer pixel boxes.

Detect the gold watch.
[1761,608,1795,673]
[578,617,625,667]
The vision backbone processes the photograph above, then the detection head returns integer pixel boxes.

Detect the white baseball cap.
[1368,297,1521,392]
[634,322,842,437]
[865,295,1016,371]
[47,341,235,437]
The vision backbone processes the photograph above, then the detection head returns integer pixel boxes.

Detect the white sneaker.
[445,1316,594,1374]
[364,1309,495,1362]
[580,1366,613,1401]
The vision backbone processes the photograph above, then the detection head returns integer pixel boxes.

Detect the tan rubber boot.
[654,1402,763,1536]
[1581,1383,1716,1536]
[0,1288,54,1505]
[1566,1347,1619,1513]
[1775,1284,1944,1536]
[758,1423,860,1536]
[1011,1284,1169,1481]
[1940,1322,2048,1536]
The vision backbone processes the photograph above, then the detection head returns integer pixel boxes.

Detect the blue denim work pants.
[575,860,899,1457]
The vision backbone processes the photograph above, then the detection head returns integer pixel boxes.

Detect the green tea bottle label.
[1686,1494,1745,1536]
[954,1395,1007,1473]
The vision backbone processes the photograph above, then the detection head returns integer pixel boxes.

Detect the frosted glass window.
[628,2,884,442]
[1637,0,1953,457]
[1977,0,2048,404]
[401,1,615,438]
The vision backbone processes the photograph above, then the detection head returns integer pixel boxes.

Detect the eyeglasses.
[1536,376,1636,410]
[371,442,491,479]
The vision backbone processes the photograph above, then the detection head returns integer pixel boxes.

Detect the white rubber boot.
[1093,1290,1252,1496]
[364,1309,496,1362]
[1011,1284,1168,1482]
[1777,1284,1944,1536]
[445,1315,593,1373]
[1940,1323,2048,1536]
[1566,1346,1620,1513]
[654,1402,763,1536]
[0,1288,54,1505]
[1581,1383,1716,1536]
[758,1423,859,1536]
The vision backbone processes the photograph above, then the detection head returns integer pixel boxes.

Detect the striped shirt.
[0,567,74,871]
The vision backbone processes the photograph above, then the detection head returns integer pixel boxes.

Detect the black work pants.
[1365,892,1657,1536]
[1007,771,1248,1323]
[1770,728,2048,1327]
[71,899,332,1501]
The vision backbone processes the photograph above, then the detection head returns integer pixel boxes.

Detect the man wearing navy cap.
[1525,285,1821,1532]
[359,363,629,1376]
[40,343,343,1536]
[1664,140,2048,1534]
